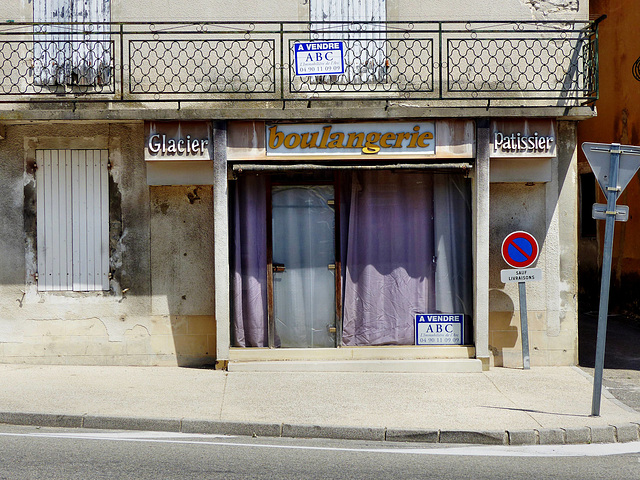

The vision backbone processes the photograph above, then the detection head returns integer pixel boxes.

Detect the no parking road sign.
[501,231,539,269]
[500,230,540,371]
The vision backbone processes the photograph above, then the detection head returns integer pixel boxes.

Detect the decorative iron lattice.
[289,38,433,94]
[0,21,601,104]
[447,36,589,96]
[129,39,275,94]
[0,39,114,94]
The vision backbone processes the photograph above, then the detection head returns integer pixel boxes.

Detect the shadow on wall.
[488,289,518,367]
[150,185,216,367]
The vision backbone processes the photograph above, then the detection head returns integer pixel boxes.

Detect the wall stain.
[187,187,201,204]
[109,173,123,293]
[620,108,629,144]
[23,160,37,284]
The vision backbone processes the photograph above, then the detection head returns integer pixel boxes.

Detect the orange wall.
[578,0,640,281]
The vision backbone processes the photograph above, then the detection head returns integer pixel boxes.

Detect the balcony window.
[310,0,386,84]
[33,0,111,86]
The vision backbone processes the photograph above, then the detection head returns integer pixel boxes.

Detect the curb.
[1,412,639,446]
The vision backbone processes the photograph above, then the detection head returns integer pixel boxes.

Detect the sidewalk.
[0,364,639,445]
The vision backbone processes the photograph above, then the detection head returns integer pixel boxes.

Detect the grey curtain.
[271,186,336,348]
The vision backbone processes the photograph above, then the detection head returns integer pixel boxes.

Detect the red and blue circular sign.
[501,231,539,268]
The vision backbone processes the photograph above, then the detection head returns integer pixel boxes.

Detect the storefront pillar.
[474,119,491,370]
[213,122,231,366]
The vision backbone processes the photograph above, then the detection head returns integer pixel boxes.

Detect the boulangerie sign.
[266,122,436,156]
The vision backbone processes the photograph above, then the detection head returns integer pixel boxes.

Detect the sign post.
[582,142,640,416]
[501,231,540,370]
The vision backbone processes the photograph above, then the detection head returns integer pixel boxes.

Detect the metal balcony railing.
[0,20,601,106]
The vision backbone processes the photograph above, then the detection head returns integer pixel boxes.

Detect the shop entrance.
[231,171,474,350]
[269,184,338,348]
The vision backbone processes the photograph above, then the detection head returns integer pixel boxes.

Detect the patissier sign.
[493,131,554,155]
[490,119,556,158]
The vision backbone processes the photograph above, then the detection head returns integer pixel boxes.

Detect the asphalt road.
[578,311,640,412]
[1,425,640,480]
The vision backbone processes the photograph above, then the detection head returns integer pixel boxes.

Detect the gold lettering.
[328,132,345,148]
[408,126,421,148]
[362,145,380,154]
[380,132,396,149]
[394,132,411,148]
[284,133,301,149]
[346,133,365,149]
[300,132,319,148]
[318,126,332,149]
[270,125,434,153]
[268,126,284,149]
[363,132,381,154]
[417,132,433,148]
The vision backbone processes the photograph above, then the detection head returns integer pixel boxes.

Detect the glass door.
[270,185,337,348]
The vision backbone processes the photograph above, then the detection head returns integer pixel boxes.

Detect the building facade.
[0,0,597,370]
[577,0,640,319]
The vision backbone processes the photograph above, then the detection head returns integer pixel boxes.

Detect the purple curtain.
[232,171,472,348]
[232,175,268,347]
[342,171,436,346]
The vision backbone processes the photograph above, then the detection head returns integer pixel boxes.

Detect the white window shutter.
[34,0,72,85]
[71,0,111,85]
[36,149,109,292]
[34,0,111,85]
[310,0,386,83]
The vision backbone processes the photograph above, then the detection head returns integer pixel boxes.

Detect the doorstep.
[227,358,483,373]
[228,346,482,372]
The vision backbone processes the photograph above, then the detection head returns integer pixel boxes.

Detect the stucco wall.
[0,0,588,23]
[488,121,578,367]
[0,123,216,366]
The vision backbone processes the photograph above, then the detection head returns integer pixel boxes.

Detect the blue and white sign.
[415,314,464,346]
[294,41,345,76]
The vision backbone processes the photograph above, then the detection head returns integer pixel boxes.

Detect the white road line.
[1,431,640,457]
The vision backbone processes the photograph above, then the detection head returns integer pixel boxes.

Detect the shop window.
[310,0,387,83]
[231,170,473,348]
[36,149,110,291]
[580,172,597,238]
[33,0,111,86]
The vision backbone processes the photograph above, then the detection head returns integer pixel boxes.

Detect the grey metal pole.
[591,143,621,416]
[519,281,530,369]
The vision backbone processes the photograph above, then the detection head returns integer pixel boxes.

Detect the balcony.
[0,20,601,119]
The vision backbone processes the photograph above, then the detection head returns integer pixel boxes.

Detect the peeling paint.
[23,164,37,292]
[98,316,150,342]
[108,172,124,295]
[521,0,579,16]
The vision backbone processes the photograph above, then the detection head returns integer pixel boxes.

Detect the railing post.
[280,22,284,102]
[439,22,443,100]
[119,23,124,101]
